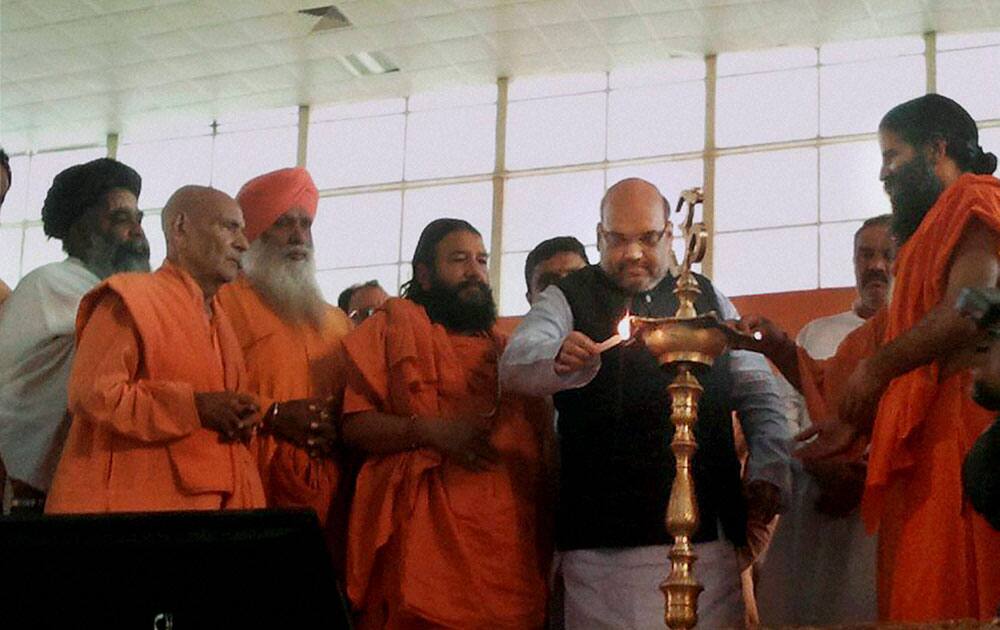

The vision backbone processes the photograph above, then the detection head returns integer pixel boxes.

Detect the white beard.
[243,239,326,328]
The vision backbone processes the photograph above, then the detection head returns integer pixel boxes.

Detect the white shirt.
[0,258,100,491]
[782,310,866,434]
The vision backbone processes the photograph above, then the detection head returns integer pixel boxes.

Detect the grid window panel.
[401,182,494,263]
[609,59,706,89]
[506,93,607,170]
[820,55,925,137]
[2,154,31,222]
[502,169,606,253]
[713,226,818,296]
[981,128,1000,158]
[819,141,889,222]
[144,212,167,271]
[0,227,23,286]
[307,115,406,189]
[509,72,608,100]
[819,36,924,64]
[499,251,530,317]
[26,147,107,222]
[211,126,299,197]
[404,105,497,180]
[937,31,1000,50]
[117,135,213,209]
[607,81,705,160]
[715,148,818,232]
[819,221,863,289]
[215,107,298,133]
[21,225,65,277]
[606,159,705,211]
[717,47,817,76]
[311,98,407,122]
[317,264,400,307]
[408,84,497,111]
[717,67,818,147]
[937,46,1000,121]
[399,263,412,290]
[312,191,402,269]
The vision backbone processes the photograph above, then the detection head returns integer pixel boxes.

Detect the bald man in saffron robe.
[46,186,266,513]
[734,94,1000,621]
[341,218,550,629]
[217,167,349,526]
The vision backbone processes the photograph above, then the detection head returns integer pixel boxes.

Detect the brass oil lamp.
[629,188,753,629]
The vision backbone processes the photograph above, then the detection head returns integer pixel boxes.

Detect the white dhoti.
[561,539,744,629]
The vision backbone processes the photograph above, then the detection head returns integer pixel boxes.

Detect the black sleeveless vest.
[553,265,748,550]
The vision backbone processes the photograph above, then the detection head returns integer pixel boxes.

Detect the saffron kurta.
[342,298,549,629]
[798,173,1000,621]
[218,276,351,524]
[46,263,266,513]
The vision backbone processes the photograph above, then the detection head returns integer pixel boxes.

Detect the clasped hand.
[195,391,261,444]
[268,397,338,458]
[419,416,499,472]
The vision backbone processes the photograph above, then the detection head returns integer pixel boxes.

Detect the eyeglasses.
[349,307,377,324]
[598,226,669,249]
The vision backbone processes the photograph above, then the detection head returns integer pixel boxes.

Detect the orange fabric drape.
[218,276,350,525]
[798,174,1000,621]
[47,262,265,513]
[341,298,548,629]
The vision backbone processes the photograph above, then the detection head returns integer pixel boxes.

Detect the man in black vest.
[501,178,790,628]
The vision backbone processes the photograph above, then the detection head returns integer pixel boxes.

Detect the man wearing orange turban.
[217,167,351,539]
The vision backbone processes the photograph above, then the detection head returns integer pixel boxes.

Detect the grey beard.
[83,233,151,279]
[243,241,327,328]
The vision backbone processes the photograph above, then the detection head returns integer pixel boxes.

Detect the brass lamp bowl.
[631,314,752,368]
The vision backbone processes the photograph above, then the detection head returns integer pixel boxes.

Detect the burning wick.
[596,315,632,353]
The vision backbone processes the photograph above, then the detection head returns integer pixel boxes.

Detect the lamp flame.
[618,314,631,340]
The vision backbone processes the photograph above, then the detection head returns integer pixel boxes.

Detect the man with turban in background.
[0,158,149,513]
[47,185,266,513]
[218,167,349,529]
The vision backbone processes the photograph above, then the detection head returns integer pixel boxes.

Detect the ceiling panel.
[1,0,999,152]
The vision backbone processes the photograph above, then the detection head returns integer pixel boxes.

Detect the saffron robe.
[218,276,350,525]
[798,174,1000,621]
[342,298,549,629]
[46,263,266,513]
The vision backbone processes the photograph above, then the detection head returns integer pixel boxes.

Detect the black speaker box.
[0,508,352,629]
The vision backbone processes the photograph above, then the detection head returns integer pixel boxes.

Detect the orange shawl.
[341,298,548,629]
[797,174,1000,620]
[865,174,1000,526]
[47,263,265,513]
